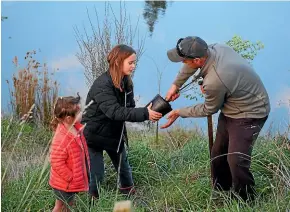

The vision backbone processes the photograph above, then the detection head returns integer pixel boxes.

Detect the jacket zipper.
[117,91,126,153]
[78,135,89,189]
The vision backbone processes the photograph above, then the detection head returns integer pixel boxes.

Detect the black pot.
[145,94,172,116]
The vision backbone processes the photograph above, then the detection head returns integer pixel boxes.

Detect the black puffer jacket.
[81,71,149,152]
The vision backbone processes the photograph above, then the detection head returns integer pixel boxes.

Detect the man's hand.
[165,84,180,102]
[160,109,180,129]
[147,103,163,122]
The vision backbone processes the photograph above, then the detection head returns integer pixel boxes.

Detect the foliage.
[143,1,168,36]
[1,119,289,211]
[6,51,59,126]
[226,35,264,62]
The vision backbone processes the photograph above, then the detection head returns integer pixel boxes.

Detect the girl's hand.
[147,103,163,122]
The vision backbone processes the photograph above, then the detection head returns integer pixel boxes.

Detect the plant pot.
[145,94,172,116]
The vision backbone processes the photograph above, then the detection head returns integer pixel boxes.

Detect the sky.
[1,1,290,135]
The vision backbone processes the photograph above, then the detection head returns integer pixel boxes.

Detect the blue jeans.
[88,146,134,196]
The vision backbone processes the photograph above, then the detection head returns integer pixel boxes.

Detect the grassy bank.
[1,118,289,211]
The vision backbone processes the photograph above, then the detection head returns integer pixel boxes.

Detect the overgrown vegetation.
[1,119,289,211]
[6,51,59,126]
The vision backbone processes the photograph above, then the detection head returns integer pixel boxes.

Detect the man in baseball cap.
[167,36,208,62]
[161,35,270,202]
[164,36,209,102]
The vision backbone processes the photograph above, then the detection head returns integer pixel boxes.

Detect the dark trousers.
[88,146,134,197]
[211,113,267,201]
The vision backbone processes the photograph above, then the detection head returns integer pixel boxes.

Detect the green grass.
[1,119,290,211]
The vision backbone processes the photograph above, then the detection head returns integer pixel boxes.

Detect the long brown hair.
[107,44,136,89]
[50,93,81,131]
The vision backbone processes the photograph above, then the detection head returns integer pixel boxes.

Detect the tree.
[226,35,264,62]
[75,2,146,88]
[143,1,168,36]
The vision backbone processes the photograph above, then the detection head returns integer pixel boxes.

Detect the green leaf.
[226,35,264,63]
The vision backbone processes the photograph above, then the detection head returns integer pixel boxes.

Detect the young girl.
[49,94,90,212]
[82,44,162,199]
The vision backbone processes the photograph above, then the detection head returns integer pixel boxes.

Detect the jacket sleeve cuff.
[179,107,193,118]
[144,108,149,120]
[173,79,184,88]
[173,65,198,88]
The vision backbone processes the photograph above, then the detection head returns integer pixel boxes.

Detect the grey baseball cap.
[167,36,208,62]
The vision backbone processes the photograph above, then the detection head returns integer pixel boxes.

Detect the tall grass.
[6,51,59,126]
[1,118,289,212]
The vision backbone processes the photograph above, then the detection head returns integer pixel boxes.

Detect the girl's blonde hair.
[107,44,136,89]
[50,93,81,131]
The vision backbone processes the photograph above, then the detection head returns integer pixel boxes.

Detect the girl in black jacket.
[82,44,162,199]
